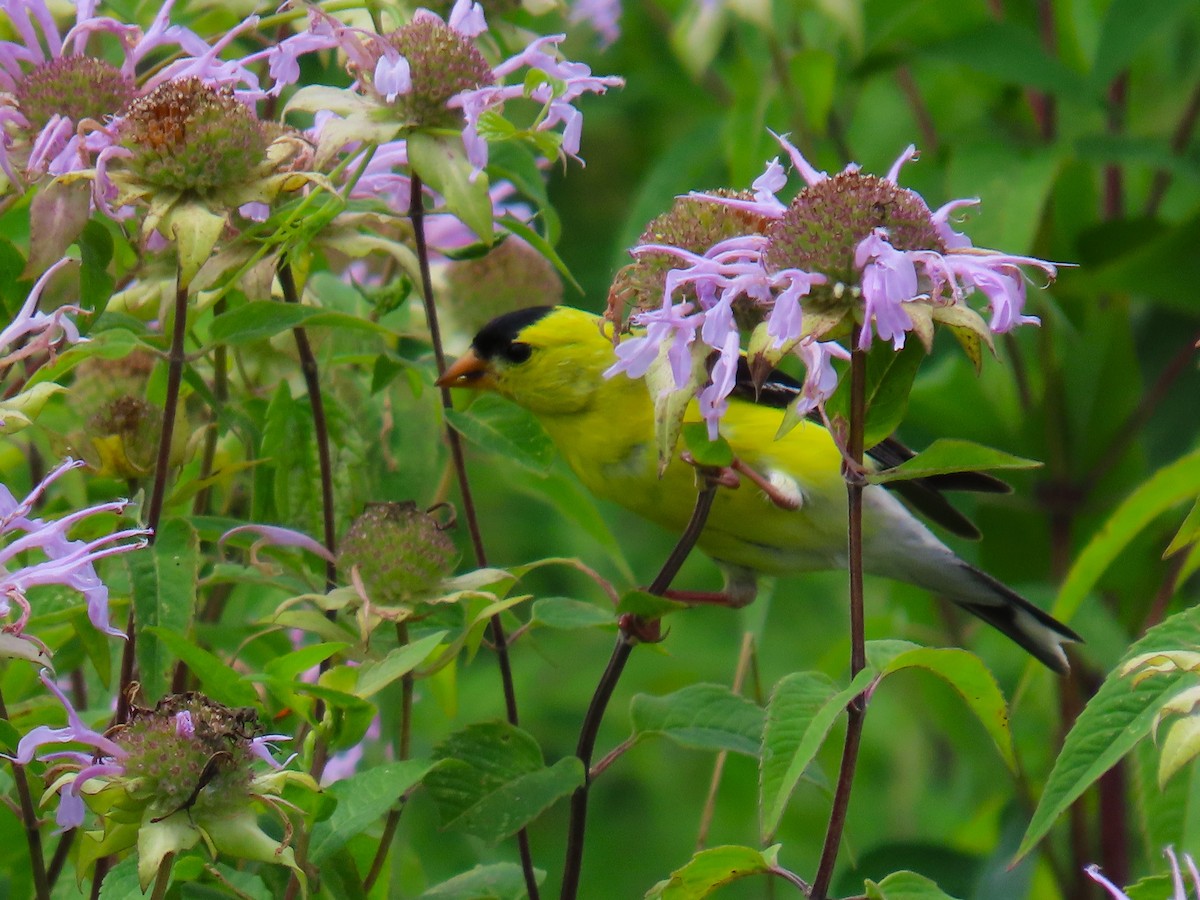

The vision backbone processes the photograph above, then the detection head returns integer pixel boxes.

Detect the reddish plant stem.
[1145,78,1200,218]
[810,340,868,900]
[1103,72,1129,220]
[407,174,536,897]
[560,482,719,900]
[116,270,189,724]
[0,687,49,900]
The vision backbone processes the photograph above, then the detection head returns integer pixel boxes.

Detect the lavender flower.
[11,674,314,889]
[606,133,1061,439]
[0,458,148,644]
[1087,847,1200,899]
[570,0,622,48]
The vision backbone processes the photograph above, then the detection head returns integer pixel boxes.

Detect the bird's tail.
[938,562,1080,673]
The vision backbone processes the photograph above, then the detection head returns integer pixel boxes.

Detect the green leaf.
[629,684,764,756]
[127,518,199,700]
[864,870,964,900]
[645,844,780,899]
[144,627,259,707]
[98,853,144,900]
[530,597,615,630]
[1017,604,1200,860]
[26,179,91,278]
[827,340,925,449]
[876,646,1016,771]
[869,439,1041,485]
[355,631,448,697]
[420,863,544,900]
[1053,448,1200,622]
[682,423,734,468]
[446,394,556,475]
[1090,0,1193,90]
[1159,712,1200,788]
[758,668,875,838]
[309,759,440,863]
[425,721,582,843]
[1165,499,1200,558]
[923,22,1092,105]
[408,130,494,244]
[208,300,393,346]
[616,589,687,620]
[497,215,580,294]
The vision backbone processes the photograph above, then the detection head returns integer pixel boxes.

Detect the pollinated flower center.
[118,77,268,196]
[13,56,134,132]
[387,18,494,128]
[120,693,259,816]
[765,172,945,295]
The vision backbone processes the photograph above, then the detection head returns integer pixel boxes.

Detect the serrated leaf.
[1017,604,1200,860]
[758,668,876,838]
[425,721,581,843]
[629,684,764,756]
[97,853,143,900]
[144,626,259,707]
[869,439,1041,485]
[645,844,780,899]
[309,759,440,862]
[530,597,615,630]
[408,130,493,244]
[864,870,964,900]
[877,646,1016,771]
[1053,448,1200,622]
[446,394,555,474]
[128,518,199,700]
[355,631,448,698]
[420,862,544,899]
[209,300,393,346]
[682,423,734,467]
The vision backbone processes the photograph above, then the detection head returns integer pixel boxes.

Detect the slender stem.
[278,262,337,592]
[1145,78,1200,217]
[149,853,174,900]
[0,687,49,900]
[46,828,74,887]
[89,857,108,900]
[696,632,755,850]
[810,341,868,900]
[407,173,536,896]
[560,482,719,900]
[361,621,416,893]
[192,298,229,518]
[117,268,190,724]
[1103,72,1129,220]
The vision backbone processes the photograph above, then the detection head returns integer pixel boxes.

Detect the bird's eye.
[504,342,533,364]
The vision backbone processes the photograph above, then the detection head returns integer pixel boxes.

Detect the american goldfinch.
[438,305,1079,672]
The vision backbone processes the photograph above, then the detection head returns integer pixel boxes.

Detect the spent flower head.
[12,674,314,889]
[606,133,1062,441]
[339,501,459,606]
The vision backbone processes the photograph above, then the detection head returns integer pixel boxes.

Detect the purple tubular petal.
[770,129,827,186]
[219,524,336,562]
[885,144,918,184]
[448,0,487,36]
[1084,865,1130,900]
[697,331,740,439]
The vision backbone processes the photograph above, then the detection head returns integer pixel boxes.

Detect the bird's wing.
[729,358,1004,540]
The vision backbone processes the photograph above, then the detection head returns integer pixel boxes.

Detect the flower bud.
[338,502,458,604]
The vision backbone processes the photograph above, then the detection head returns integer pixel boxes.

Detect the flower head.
[13,674,314,889]
[338,501,459,606]
[606,134,1061,439]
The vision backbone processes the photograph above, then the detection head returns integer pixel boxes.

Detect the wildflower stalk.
[810,337,868,900]
[149,853,174,900]
[407,173,537,898]
[278,261,337,592]
[0,686,50,900]
[560,480,719,900]
[117,267,190,723]
[46,830,73,887]
[362,621,415,893]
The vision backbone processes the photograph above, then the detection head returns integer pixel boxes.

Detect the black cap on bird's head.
[436,305,555,389]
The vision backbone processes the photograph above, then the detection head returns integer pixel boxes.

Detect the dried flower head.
[118,78,268,197]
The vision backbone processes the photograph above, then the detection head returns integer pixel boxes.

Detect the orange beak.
[435,349,495,390]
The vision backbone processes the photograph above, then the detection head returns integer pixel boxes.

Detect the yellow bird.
[438,305,1079,672]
